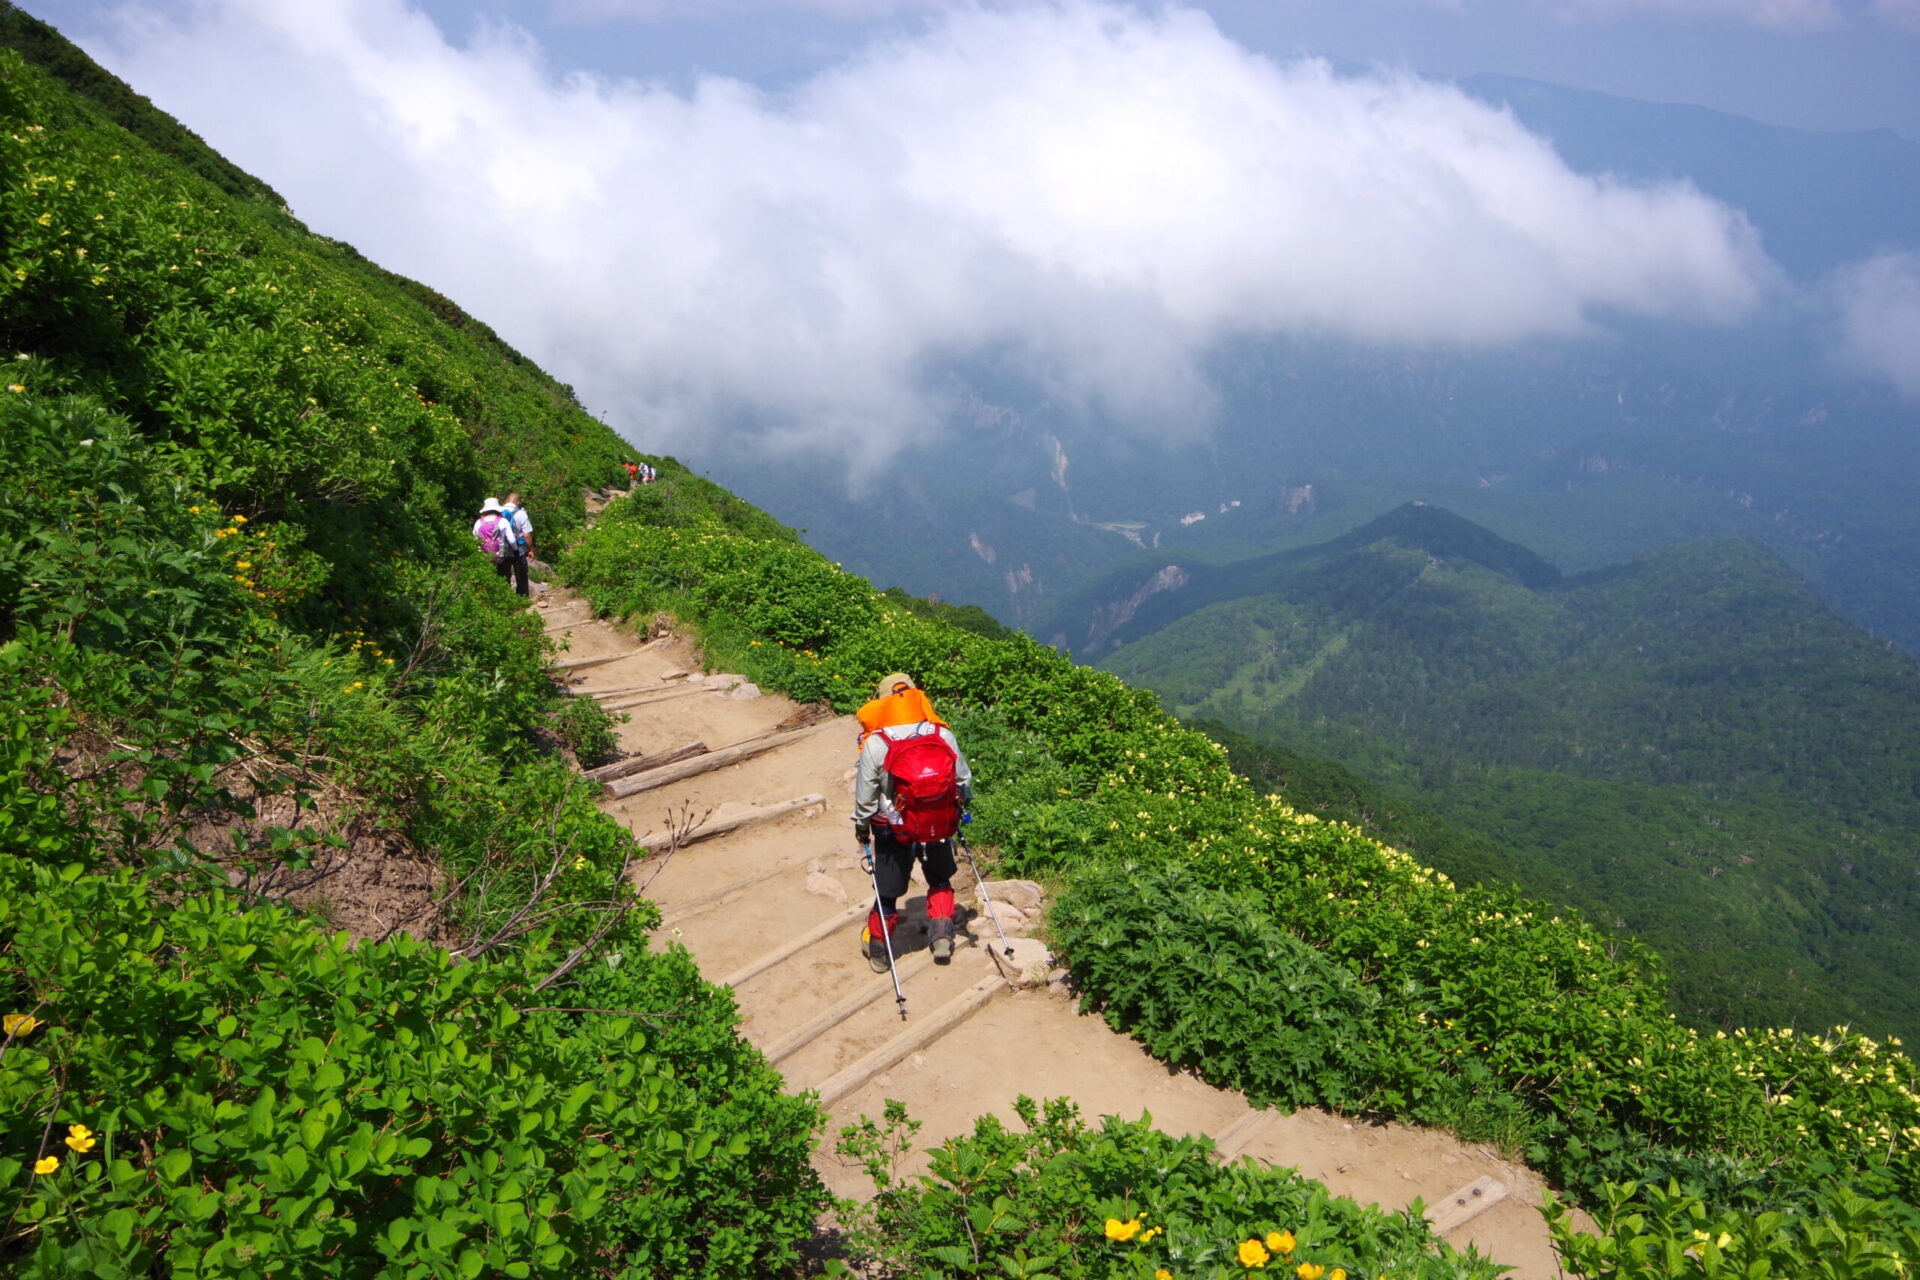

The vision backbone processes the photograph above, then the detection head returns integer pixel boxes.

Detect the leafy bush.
[1547,1180,1920,1280]
[550,692,625,769]
[0,857,826,1277]
[833,1097,1504,1280]
[1052,869,1383,1113]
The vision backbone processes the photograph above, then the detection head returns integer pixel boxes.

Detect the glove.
[853,819,872,845]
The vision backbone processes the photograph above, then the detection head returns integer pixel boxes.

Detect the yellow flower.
[1295,1265,1325,1280]
[1330,1271,1347,1280]
[1156,1272,1172,1280]
[3,1013,39,1036]
[64,1123,96,1153]
[33,1156,58,1175]
[232,514,248,524]
[1105,1218,1142,1242]
[1238,1239,1270,1269]
[1266,1232,1295,1255]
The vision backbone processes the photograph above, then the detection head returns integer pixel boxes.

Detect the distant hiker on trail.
[624,461,639,487]
[641,463,657,484]
[853,673,972,971]
[502,491,536,561]
[473,497,528,597]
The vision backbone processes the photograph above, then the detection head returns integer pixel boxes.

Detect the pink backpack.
[478,517,513,563]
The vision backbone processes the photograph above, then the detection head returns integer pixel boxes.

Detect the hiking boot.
[862,928,891,974]
[929,916,954,964]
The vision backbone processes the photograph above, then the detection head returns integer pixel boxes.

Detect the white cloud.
[89,0,1772,466]
[1829,252,1920,398]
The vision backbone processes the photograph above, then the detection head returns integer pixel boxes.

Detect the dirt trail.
[541,556,1577,1277]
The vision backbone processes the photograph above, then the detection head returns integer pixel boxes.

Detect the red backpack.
[880,725,961,843]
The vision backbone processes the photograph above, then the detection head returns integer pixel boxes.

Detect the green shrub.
[834,1096,1504,1280]
[1052,869,1383,1113]
[0,857,826,1278]
[549,692,625,769]
[1548,1180,1920,1280]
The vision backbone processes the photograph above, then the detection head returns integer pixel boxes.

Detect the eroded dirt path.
[540,571,1576,1278]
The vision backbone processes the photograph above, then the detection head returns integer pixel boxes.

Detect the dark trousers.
[866,831,957,941]
[496,552,529,597]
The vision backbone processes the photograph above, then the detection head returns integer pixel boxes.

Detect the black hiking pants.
[496,551,529,597]
[871,830,956,914]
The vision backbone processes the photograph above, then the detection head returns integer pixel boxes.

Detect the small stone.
[991,937,1054,988]
[987,903,1030,933]
[981,879,1044,912]
[803,872,848,904]
[726,682,762,700]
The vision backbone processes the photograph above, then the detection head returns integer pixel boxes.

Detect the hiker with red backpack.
[853,674,973,973]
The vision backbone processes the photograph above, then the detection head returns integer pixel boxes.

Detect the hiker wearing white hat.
[471,497,527,595]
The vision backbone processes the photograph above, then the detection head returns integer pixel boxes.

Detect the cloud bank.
[1830,251,1920,398]
[92,0,1772,463]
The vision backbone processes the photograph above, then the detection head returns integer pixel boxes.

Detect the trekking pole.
[861,842,908,1020]
[956,822,1014,959]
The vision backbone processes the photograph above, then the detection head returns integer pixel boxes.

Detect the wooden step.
[723,902,868,989]
[760,951,940,1065]
[542,616,599,635]
[811,973,1004,1107]
[605,719,843,799]
[656,862,793,926]
[1212,1109,1281,1161]
[599,684,712,714]
[584,675,692,700]
[549,650,637,673]
[583,742,707,785]
[629,793,826,853]
[1427,1176,1509,1235]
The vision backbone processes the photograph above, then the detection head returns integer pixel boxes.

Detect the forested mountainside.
[1101,503,1920,1040]
[7,7,1920,1276]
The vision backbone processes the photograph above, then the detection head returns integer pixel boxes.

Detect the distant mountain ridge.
[1101,507,1920,1040]
[1059,501,1561,655]
[1459,72,1920,280]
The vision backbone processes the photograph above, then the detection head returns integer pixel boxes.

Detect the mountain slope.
[1102,509,1920,1039]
